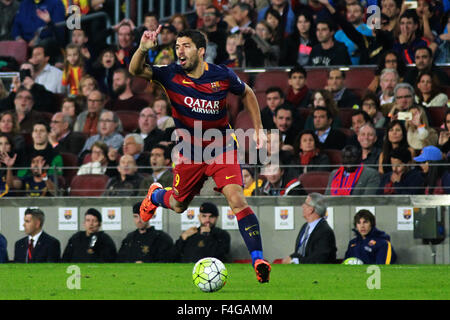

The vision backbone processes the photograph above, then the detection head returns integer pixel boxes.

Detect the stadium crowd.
[0,0,449,199]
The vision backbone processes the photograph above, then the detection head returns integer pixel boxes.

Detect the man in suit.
[313,107,346,150]
[326,145,381,195]
[325,69,360,109]
[49,112,86,155]
[14,208,61,263]
[138,144,173,195]
[282,193,336,264]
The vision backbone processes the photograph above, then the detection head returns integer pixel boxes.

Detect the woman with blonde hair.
[405,105,438,153]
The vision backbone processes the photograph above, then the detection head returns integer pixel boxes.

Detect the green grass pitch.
[0,264,449,300]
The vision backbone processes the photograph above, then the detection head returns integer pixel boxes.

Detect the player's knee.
[227,192,247,211]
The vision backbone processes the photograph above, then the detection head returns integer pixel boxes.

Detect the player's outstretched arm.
[241,84,266,149]
[129,25,162,81]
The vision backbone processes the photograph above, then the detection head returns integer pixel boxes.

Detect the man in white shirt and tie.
[282,193,337,264]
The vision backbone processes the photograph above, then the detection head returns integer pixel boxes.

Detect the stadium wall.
[0,196,449,264]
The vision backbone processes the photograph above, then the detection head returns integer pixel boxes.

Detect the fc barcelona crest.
[210,81,221,92]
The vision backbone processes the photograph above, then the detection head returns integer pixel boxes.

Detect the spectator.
[0,232,7,263]
[88,47,121,96]
[334,2,373,65]
[241,20,280,67]
[304,90,342,130]
[188,0,212,29]
[0,111,26,153]
[103,154,143,197]
[378,147,424,194]
[325,69,360,109]
[0,133,17,197]
[281,12,317,66]
[347,110,374,147]
[11,87,46,134]
[0,0,19,41]
[222,33,243,67]
[227,2,255,31]
[260,86,285,130]
[61,96,84,124]
[79,74,99,100]
[436,12,450,63]
[71,27,95,62]
[48,112,86,155]
[405,105,438,153]
[169,13,190,33]
[111,21,138,68]
[77,141,116,177]
[259,162,305,196]
[79,110,124,160]
[414,145,448,194]
[294,129,330,173]
[282,193,337,264]
[258,0,295,36]
[174,202,231,263]
[29,44,65,94]
[138,144,173,194]
[307,20,352,66]
[387,83,417,120]
[11,0,65,45]
[62,208,117,263]
[152,24,177,65]
[345,209,397,264]
[360,92,386,129]
[438,110,450,155]
[62,43,85,96]
[378,120,415,174]
[17,122,63,179]
[285,65,311,109]
[74,90,107,137]
[122,133,150,174]
[312,107,346,150]
[404,46,450,87]
[368,50,406,93]
[135,107,166,152]
[153,97,175,132]
[14,208,60,263]
[136,11,159,40]
[104,68,148,112]
[118,202,175,263]
[326,145,380,195]
[378,68,399,109]
[242,166,263,196]
[393,10,430,65]
[273,104,300,151]
[201,5,228,65]
[414,71,448,108]
[380,0,402,33]
[358,123,382,166]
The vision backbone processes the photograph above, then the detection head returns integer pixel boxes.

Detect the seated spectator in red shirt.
[294,130,330,173]
[378,147,424,195]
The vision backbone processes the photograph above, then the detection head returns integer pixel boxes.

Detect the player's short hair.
[24,208,45,228]
[177,30,207,51]
[308,193,327,217]
[353,209,376,228]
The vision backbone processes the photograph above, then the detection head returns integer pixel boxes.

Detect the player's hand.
[139,25,163,52]
[253,129,267,150]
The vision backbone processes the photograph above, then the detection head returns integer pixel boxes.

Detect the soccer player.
[129,26,271,283]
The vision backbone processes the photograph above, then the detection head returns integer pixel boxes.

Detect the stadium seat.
[116,111,139,134]
[82,153,92,164]
[345,68,376,89]
[69,174,110,196]
[299,171,331,194]
[322,149,343,166]
[427,106,447,128]
[253,71,289,94]
[338,127,355,138]
[305,68,328,89]
[338,108,355,128]
[61,152,79,187]
[0,40,28,65]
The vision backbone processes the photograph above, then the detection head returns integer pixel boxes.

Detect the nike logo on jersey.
[182,79,194,85]
[225,175,236,180]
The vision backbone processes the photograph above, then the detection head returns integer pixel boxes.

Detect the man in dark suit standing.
[14,208,61,263]
[282,193,336,264]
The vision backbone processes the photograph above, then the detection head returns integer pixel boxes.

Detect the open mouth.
[179,57,187,66]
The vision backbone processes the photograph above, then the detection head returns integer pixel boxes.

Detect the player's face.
[198,212,217,229]
[84,214,100,235]
[356,218,372,238]
[23,214,41,236]
[176,37,202,72]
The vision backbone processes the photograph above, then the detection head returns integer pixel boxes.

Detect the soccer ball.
[192,257,228,292]
[343,257,364,265]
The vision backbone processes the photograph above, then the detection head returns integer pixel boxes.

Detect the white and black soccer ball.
[192,257,228,292]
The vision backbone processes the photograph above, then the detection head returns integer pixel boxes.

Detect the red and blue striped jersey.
[151,62,245,146]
